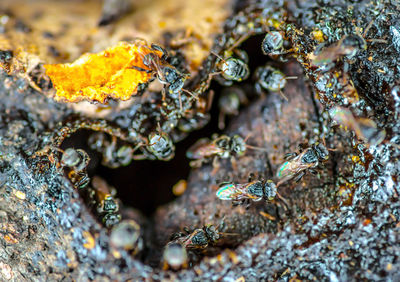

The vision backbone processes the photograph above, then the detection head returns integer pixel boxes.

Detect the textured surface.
[1,0,400,281]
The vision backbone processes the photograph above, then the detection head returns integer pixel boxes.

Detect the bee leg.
[161,87,168,107]
[190,159,203,168]
[151,43,169,60]
[230,156,238,172]
[232,201,240,207]
[309,169,319,175]
[248,173,256,182]
[218,110,226,130]
[293,171,306,183]
[131,65,152,73]
[284,152,297,160]
[244,199,251,210]
[211,157,220,176]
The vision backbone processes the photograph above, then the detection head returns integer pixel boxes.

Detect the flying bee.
[255,65,297,101]
[276,142,330,186]
[132,41,190,100]
[218,87,248,129]
[186,134,247,168]
[216,179,277,206]
[329,106,386,146]
[261,31,285,56]
[61,148,90,189]
[162,242,188,271]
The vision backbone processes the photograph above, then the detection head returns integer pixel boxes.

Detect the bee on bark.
[110,220,143,256]
[310,33,367,71]
[261,31,285,56]
[88,176,121,228]
[329,106,386,146]
[162,242,189,271]
[170,224,220,251]
[211,50,250,83]
[186,134,246,168]
[276,143,330,186]
[61,148,90,189]
[218,87,248,129]
[216,179,277,205]
[255,65,297,101]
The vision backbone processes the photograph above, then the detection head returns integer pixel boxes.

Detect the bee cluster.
[1,0,400,280]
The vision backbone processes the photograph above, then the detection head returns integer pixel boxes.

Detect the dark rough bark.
[1,0,400,281]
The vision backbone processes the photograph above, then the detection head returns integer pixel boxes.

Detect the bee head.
[314,143,329,161]
[163,67,186,94]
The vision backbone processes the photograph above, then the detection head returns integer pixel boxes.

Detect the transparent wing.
[216,184,239,200]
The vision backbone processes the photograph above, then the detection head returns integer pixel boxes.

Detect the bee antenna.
[275,191,290,210]
[210,51,225,62]
[285,76,298,80]
[278,90,289,101]
[245,145,268,152]
[182,88,199,100]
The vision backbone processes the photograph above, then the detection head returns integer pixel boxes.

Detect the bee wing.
[276,158,314,179]
[216,184,240,200]
[186,138,221,159]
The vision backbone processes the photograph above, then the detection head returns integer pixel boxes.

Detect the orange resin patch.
[44,42,157,103]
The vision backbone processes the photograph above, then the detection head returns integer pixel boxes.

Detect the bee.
[162,242,188,271]
[186,134,246,168]
[254,65,297,100]
[276,143,330,186]
[310,33,367,71]
[89,176,121,228]
[329,106,386,146]
[218,87,248,129]
[88,133,134,168]
[261,31,285,56]
[110,220,143,256]
[61,148,90,172]
[170,224,220,250]
[211,51,250,82]
[216,178,277,203]
[132,41,190,100]
[61,148,90,189]
[147,131,175,161]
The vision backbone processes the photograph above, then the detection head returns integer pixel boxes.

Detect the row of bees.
[56,28,388,269]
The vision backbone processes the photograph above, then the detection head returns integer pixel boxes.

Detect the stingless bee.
[276,142,330,186]
[162,242,188,270]
[170,224,220,250]
[211,51,250,83]
[329,106,386,146]
[186,134,246,168]
[61,148,90,189]
[132,41,190,100]
[255,65,297,101]
[218,87,248,129]
[89,176,121,228]
[216,179,277,206]
[310,33,367,71]
[147,131,175,161]
[261,31,285,56]
[110,219,143,256]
